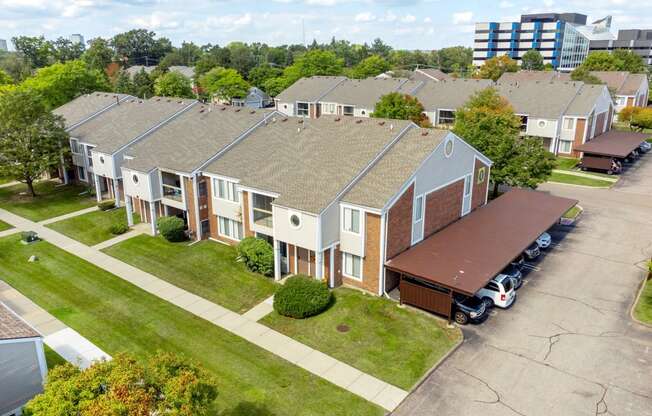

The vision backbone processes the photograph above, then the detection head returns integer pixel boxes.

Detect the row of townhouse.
[499,70,649,112]
[274,75,616,157]
[54,94,491,294]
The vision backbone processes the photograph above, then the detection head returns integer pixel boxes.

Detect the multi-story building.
[70,34,84,45]
[473,13,614,71]
[0,39,7,52]
[589,29,652,66]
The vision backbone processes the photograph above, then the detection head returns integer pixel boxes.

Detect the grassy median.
[46,207,140,246]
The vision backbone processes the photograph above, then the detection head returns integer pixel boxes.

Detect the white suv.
[476,274,516,309]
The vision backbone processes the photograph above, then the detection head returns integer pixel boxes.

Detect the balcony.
[161,172,183,204]
[252,193,274,229]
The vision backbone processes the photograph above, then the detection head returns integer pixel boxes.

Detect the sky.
[1,0,652,50]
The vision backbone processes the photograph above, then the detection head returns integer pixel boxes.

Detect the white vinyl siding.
[343,207,360,234]
[342,252,362,280]
[213,179,239,203]
[218,216,243,241]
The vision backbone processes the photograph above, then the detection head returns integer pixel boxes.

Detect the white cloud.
[400,14,416,23]
[129,12,180,30]
[452,11,473,25]
[354,12,376,22]
[499,1,514,8]
[423,17,432,23]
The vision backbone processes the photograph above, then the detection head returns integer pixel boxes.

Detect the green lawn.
[634,266,652,324]
[0,235,382,415]
[647,138,652,144]
[0,181,95,222]
[563,206,582,219]
[0,176,13,185]
[0,220,12,232]
[44,345,67,369]
[46,208,140,246]
[548,172,614,187]
[262,288,461,390]
[103,234,277,313]
[555,157,580,170]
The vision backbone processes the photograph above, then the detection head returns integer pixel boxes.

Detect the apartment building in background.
[70,34,84,45]
[590,29,652,66]
[473,13,615,71]
[0,39,7,52]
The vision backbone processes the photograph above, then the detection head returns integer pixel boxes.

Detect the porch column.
[329,246,335,288]
[273,239,281,281]
[113,179,121,208]
[149,202,157,235]
[192,175,202,241]
[60,154,69,185]
[125,196,134,227]
[315,250,323,280]
[93,174,102,202]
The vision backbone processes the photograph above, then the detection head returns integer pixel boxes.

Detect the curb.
[546,180,612,189]
[630,269,652,329]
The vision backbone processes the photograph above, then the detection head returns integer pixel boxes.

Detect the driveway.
[394,156,652,416]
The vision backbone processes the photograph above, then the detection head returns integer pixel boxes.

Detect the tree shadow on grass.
[221,401,277,416]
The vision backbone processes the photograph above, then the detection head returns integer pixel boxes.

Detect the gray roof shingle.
[414,79,494,111]
[53,92,131,129]
[123,105,272,174]
[0,303,40,341]
[320,77,412,109]
[69,97,196,154]
[275,76,347,102]
[618,73,647,96]
[498,71,570,83]
[204,116,413,213]
[495,81,584,119]
[564,84,608,116]
[343,128,448,209]
[412,68,451,82]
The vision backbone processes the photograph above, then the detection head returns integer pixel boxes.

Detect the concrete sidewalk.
[92,222,150,250]
[0,207,408,411]
[39,206,99,225]
[0,281,111,369]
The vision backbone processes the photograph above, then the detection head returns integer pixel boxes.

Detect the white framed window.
[464,174,472,196]
[563,118,575,130]
[558,140,572,154]
[343,106,354,116]
[77,166,86,181]
[329,103,335,113]
[343,207,360,234]
[413,195,423,223]
[86,146,93,167]
[297,102,309,116]
[213,179,239,202]
[70,139,80,154]
[519,115,528,132]
[438,110,455,125]
[342,252,362,280]
[218,216,243,241]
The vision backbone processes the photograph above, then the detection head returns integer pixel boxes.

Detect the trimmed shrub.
[97,200,115,211]
[236,237,274,276]
[157,216,186,242]
[273,275,332,319]
[108,223,129,235]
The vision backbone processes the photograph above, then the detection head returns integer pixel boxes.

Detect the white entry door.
[462,174,472,216]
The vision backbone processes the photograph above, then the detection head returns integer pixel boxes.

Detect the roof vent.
[200,109,205,113]
[235,108,241,112]
[421,131,429,136]
[220,107,226,111]
[378,121,386,126]
[390,123,394,131]
[272,117,277,123]
[250,110,255,114]
[355,119,363,124]
[177,100,182,104]
[167,99,171,102]
[156,98,161,101]
[282,118,288,122]
[298,119,304,124]
[334,117,341,122]
[139,100,143,103]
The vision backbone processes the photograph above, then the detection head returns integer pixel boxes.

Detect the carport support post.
[93,174,102,203]
[273,239,281,281]
[149,203,157,235]
[125,196,134,227]
[448,291,454,325]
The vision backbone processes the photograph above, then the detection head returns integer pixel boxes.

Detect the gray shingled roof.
[53,92,131,129]
[275,76,347,102]
[588,71,628,93]
[343,128,448,209]
[498,71,570,83]
[495,81,584,119]
[414,78,494,110]
[69,97,196,154]
[618,73,647,96]
[565,84,608,116]
[320,77,411,109]
[0,303,40,341]
[125,65,156,77]
[169,66,195,79]
[413,68,451,82]
[204,116,413,213]
[123,106,272,174]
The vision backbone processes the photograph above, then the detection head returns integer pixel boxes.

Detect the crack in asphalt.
[531,289,615,315]
[595,384,609,416]
[455,368,527,416]
[529,323,624,362]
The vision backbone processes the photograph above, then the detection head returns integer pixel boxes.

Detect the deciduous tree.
[82,37,114,73]
[475,55,518,81]
[521,49,544,70]
[11,36,54,68]
[199,67,250,100]
[154,71,194,98]
[348,55,390,79]
[371,92,430,127]
[0,90,68,196]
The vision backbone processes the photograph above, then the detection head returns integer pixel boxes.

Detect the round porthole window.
[444,138,454,158]
[361,110,366,115]
[538,120,546,128]
[132,174,139,184]
[99,156,104,164]
[289,214,301,228]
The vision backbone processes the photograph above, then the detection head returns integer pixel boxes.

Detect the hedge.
[157,216,186,242]
[97,200,115,211]
[109,223,129,235]
[237,237,274,276]
[273,275,332,319]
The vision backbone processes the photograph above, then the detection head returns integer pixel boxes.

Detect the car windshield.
[528,243,538,250]
[502,278,513,292]
[502,265,518,276]
[458,295,484,308]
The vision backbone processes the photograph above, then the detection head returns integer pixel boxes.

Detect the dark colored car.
[511,254,525,269]
[452,294,487,325]
[523,242,540,260]
[500,264,523,289]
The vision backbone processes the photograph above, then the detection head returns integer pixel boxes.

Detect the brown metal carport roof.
[574,130,650,158]
[386,189,578,296]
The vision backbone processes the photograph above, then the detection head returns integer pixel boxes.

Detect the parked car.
[536,232,552,249]
[452,294,487,325]
[476,274,516,308]
[499,264,523,289]
[511,254,525,270]
[638,141,651,153]
[523,242,541,260]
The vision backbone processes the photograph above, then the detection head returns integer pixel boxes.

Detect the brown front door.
[297,247,310,276]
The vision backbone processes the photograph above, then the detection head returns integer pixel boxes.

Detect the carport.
[574,130,649,172]
[385,188,578,320]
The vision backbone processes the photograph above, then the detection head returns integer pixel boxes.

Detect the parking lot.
[394,154,652,416]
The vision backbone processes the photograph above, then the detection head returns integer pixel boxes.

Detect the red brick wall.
[386,184,414,259]
[333,245,343,287]
[241,191,255,237]
[205,177,219,240]
[342,213,381,294]
[472,159,489,211]
[571,118,586,158]
[323,249,330,284]
[424,179,463,238]
[183,177,197,237]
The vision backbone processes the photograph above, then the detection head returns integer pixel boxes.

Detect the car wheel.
[454,311,469,325]
[482,297,494,308]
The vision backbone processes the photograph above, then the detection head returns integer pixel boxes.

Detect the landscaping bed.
[103,234,277,313]
[45,207,139,246]
[0,181,95,221]
[548,171,614,187]
[0,234,382,415]
[262,288,461,390]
